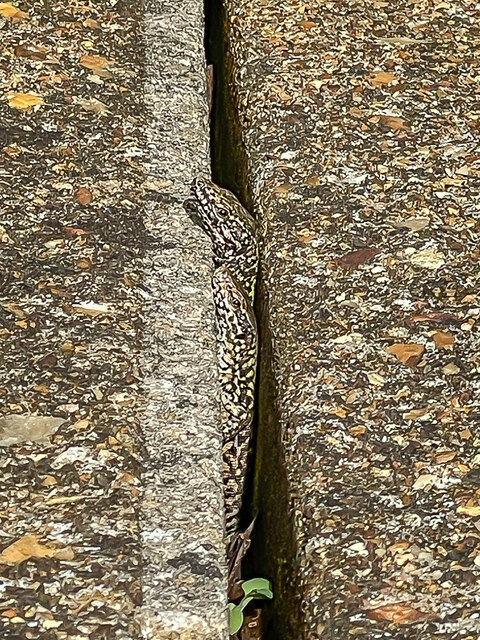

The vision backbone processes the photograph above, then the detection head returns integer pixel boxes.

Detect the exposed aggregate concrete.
[0,0,228,638]
[222,0,480,637]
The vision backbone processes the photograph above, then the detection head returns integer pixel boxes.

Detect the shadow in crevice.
[204,1,301,638]
[204,0,249,200]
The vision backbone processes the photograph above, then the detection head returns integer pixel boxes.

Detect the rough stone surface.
[223,1,480,638]
[0,0,227,638]
[139,1,228,638]
[0,0,146,636]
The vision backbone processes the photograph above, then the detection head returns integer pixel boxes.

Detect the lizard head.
[190,178,256,259]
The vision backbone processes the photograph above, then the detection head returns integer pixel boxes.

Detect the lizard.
[188,177,258,540]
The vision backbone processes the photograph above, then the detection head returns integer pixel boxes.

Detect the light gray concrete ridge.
[139,1,228,638]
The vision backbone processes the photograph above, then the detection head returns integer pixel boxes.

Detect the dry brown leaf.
[79,54,113,78]
[14,44,46,60]
[298,229,316,244]
[337,247,380,268]
[457,505,480,517]
[349,106,364,118]
[386,343,424,367]
[434,450,456,464]
[33,384,50,394]
[7,93,43,110]
[369,71,397,86]
[456,165,471,177]
[49,286,69,297]
[75,187,93,205]
[2,303,27,319]
[77,257,92,269]
[73,419,90,430]
[0,534,74,565]
[433,331,454,350]
[79,54,110,70]
[365,602,434,625]
[84,18,100,28]
[388,541,410,553]
[1,609,18,618]
[63,226,90,237]
[38,353,57,369]
[403,407,429,420]
[442,177,464,187]
[329,407,347,418]
[349,426,366,436]
[275,182,293,193]
[299,20,316,28]
[113,472,137,489]
[379,115,410,131]
[0,2,27,19]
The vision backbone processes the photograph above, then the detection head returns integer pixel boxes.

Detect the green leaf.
[228,603,244,635]
[239,596,255,612]
[229,578,274,634]
[242,578,273,599]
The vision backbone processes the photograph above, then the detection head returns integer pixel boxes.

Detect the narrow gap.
[203,0,276,637]
[203,0,217,175]
[204,0,247,195]
[204,0,256,531]
[204,2,301,639]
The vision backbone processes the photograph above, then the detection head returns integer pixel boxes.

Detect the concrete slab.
[222,1,480,637]
[0,0,228,638]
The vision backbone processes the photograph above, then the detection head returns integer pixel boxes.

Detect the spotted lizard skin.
[190,178,258,301]
[190,178,258,539]
[212,266,257,537]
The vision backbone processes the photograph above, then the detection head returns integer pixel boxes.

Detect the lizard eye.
[231,297,241,308]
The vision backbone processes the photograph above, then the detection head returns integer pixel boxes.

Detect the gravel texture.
[0,0,227,638]
[222,0,480,637]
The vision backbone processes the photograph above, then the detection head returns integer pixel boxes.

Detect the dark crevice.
[204,0,249,199]
[204,0,257,531]
[204,1,300,638]
[203,0,216,172]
